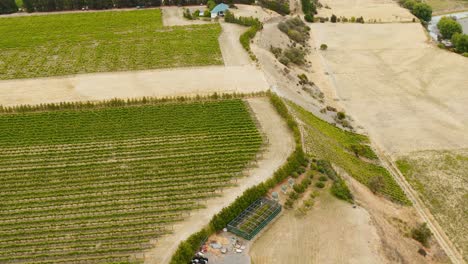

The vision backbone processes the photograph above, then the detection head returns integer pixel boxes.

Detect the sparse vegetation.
[397,150,468,260]
[290,102,410,204]
[258,0,290,15]
[278,17,311,44]
[411,223,432,247]
[369,175,385,194]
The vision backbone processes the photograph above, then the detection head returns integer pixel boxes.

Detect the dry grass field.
[316,0,415,22]
[397,149,468,261]
[310,23,468,156]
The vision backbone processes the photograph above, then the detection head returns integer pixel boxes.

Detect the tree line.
[21,0,162,12]
[0,0,18,14]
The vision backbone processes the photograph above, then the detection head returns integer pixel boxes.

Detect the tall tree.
[0,0,19,14]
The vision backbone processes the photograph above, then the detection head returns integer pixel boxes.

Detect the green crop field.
[289,103,410,205]
[0,9,222,80]
[0,99,262,263]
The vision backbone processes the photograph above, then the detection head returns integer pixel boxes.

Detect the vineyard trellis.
[0,99,263,263]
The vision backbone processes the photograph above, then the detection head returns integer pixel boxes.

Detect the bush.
[336,111,346,120]
[412,3,432,22]
[411,223,432,247]
[350,16,356,23]
[279,55,291,65]
[331,14,337,23]
[403,0,417,10]
[356,16,365,23]
[369,175,385,194]
[207,0,216,10]
[259,0,290,15]
[283,47,306,65]
[278,17,310,44]
[293,183,306,193]
[320,44,328,50]
[270,46,283,58]
[183,9,193,20]
[304,13,314,22]
[331,178,353,202]
[289,191,300,199]
[315,182,325,188]
[319,176,328,181]
[437,17,462,39]
[451,33,468,53]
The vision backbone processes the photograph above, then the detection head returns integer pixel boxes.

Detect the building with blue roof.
[210,3,229,18]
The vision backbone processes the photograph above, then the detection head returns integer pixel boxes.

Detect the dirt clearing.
[161,6,212,26]
[219,23,251,66]
[250,167,449,264]
[309,23,468,156]
[316,0,415,22]
[0,66,269,106]
[144,97,295,264]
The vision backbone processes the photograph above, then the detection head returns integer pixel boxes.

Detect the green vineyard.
[0,99,263,263]
[0,9,222,80]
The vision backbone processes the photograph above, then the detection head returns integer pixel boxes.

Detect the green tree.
[437,17,462,39]
[412,3,432,22]
[403,0,416,10]
[331,14,337,23]
[0,0,18,14]
[451,33,468,53]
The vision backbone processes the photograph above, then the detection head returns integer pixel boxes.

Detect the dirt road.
[143,97,295,264]
[0,66,269,106]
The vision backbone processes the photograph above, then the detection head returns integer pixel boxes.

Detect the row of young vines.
[0,96,264,263]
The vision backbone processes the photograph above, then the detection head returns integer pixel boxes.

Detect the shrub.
[437,17,462,39]
[356,16,365,23]
[283,47,306,65]
[278,17,310,44]
[289,191,300,199]
[331,178,353,202]
[315,182,325,188]
[293,183,306,193]
[319,176,328,181]
[292,171,299,178]
[412,3,432,22]
[279,55,291,65]
[285,198,294,208]
[331,14,337,23]
[305,13,314,22]
[336,111,346,120]
[320,44,328,50]
[403,0,417,10]
[207,0,216,10]
[183,9,193,20]
[350,16,356,23]
[451,33,468,53]
[270,46,283,58]
[411,223,432,247]
[369,175,385,194]
[259,0,290,15]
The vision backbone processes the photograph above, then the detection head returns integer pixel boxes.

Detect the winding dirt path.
[143,97,295,264]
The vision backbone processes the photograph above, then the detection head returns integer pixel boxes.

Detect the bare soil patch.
[144,97,295,264]
[161,6,212,26]
[309,23,468,156]
[0,66,269,106]
[316,0,415,22]
[230,4,281,22]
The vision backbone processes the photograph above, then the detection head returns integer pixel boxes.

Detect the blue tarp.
[211,3,229,14]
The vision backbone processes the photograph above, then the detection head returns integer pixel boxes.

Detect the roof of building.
[211,3,229,14]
